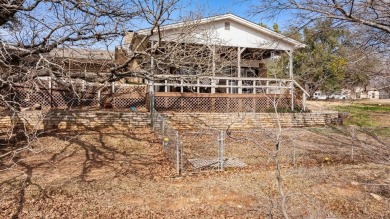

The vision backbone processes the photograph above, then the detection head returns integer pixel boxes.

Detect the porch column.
[212,45,216,77]
[286,49,294,111]
[209,45,216,93]
[150,41,155,111]
[211,45,216,93]
[237,47,246,94]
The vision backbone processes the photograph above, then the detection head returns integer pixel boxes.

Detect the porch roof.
[138,14,306,51]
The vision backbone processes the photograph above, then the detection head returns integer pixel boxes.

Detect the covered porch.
[147,45,309,111]
[134,14,309,111]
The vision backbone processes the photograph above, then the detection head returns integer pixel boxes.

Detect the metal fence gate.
[151,109,252,175]
[151,109,227,174]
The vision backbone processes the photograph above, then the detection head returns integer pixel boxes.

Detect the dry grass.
[1,126,389,218]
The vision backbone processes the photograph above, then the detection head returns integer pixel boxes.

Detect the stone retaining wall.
[162,112,341,130]
[0,110,340,134]
[0,111,151,134]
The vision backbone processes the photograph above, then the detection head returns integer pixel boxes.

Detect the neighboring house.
[346,86,389,100]
[367,89,380,99]
[117,14,307,94]
[377,86,390,99]
[48,48,115,75]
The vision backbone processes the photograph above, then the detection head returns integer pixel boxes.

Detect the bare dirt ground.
[1,126,389,218]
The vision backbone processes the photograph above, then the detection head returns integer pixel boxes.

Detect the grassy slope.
[334,103,390,136]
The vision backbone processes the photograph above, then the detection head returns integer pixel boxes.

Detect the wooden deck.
[151,92,304,113]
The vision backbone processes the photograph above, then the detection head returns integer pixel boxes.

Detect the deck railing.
[149,75,309,111]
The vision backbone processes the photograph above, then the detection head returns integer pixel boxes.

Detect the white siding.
[149,18,295,50]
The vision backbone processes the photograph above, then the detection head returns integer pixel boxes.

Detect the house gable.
[139,14,305,51]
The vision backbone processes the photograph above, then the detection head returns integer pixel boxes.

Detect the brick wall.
[161,112,341,130]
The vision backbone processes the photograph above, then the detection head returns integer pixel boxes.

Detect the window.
[225,22,230,30]
[245,68,258,77]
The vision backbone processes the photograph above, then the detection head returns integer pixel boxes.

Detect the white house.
[117,14,310,111]
[121,14,306,89]
[347,86,388,100]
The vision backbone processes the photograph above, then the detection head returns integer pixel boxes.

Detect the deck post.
[180,79,184,93]
[211,79,216,93]
[206,45,217,93]
[197,78,200,93]
[164,80,168,92]
[150,41,156,112]
[111,81,115,93]
[211,45,216,93]
[226,79,229,93]
[237,47,246,94]
[252,81,256,94]
[287,49,294,111]
[212,45,216,77]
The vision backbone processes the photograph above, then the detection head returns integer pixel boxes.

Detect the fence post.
[180,138,184,174]
[175,130,180,175]
[49,77,53,108]
[111,81,115,94]
[97,90,101,107]
[351,126,355,161]
[162,118,165,135]
[151,108,155,129]
[291,81,294,111]
[219,130,225,171]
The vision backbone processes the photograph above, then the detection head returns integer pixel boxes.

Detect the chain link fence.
[180,129,225,172]
[151,108,390,175]
[151,108,180,175]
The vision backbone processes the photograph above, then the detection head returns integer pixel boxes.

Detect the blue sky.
[132,0,290,31]
[176,0,290,29]
[0,0,292,50]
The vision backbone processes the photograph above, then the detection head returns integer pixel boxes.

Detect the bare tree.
[0,0,183,179]
[0,0,181,81]
[252,0,390,33]
[252,0,390,54]
[0,0,182,109]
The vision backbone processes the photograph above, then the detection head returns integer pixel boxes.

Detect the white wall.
[368,90,380,99]
[148,18,295,51]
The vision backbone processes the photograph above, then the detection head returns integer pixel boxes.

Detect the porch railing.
[149,75,309,111]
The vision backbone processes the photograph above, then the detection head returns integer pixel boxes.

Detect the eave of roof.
[138,13,306,49]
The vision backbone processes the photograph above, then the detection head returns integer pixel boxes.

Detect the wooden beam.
[154,92,291,98]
